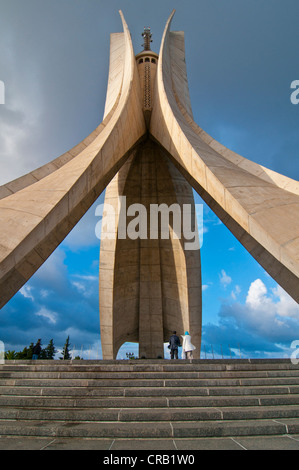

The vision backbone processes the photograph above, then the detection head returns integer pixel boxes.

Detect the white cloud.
[35,307,57,325]
[219,269,232,288]
[34,248,68,292]
[71,274,98,298]
[40,289,50,299]
[20,285,34,302]
[272,285,299,319]
[72,274,98,282]
[222,278,299,342]
[62,198,104,251]
[72,281,86,294]
[246,278,271,310]
[204,278,299,358]
[231,284,241,300]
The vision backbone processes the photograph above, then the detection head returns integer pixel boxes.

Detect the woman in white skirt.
[181,331,196,359]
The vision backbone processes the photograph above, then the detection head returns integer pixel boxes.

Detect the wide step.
[1,405,299,422]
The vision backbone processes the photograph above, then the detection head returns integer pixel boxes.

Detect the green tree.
[40,339,56,360]
[14,343,34,360]
[60,336,71,360]
[27,342,34,359]
[5,350,17,360]
[4,343,34,360]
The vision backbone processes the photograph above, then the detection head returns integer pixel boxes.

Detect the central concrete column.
[138,142,164,359]
[139,238,164,358]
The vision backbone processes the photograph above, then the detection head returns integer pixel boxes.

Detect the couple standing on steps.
[168,331,196,360]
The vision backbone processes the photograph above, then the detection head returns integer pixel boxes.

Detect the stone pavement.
[1,435,299,450]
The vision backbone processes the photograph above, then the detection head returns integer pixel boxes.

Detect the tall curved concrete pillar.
[151,11,299,304]
[0,12,146,310]
[0,10,298,360]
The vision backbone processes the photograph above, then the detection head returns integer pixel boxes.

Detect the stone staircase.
[0,359,299,440]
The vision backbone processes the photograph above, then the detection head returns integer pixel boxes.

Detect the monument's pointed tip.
[118,10,127,26]
[164,9,176,32]
[118,10,129,35]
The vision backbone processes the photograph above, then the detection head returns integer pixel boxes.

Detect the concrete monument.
[0,11,298,359]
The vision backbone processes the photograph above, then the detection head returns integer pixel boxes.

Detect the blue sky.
[0,0,298,359]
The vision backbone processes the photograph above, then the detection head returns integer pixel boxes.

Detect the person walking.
[168,331,181,360]
[32,339,42,360]
[181,331,196,359]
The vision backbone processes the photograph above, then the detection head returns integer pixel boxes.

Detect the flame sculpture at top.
[0,11,298,358]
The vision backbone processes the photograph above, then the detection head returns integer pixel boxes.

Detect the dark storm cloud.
[0,247,100,353]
